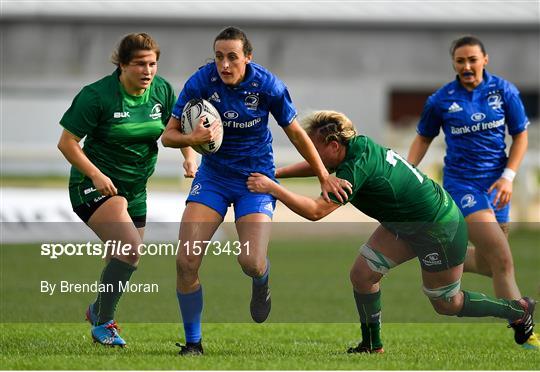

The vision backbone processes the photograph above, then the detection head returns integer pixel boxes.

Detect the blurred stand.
[1,2,538,222]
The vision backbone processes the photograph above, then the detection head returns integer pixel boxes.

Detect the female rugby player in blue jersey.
[161,26,351,355]
[407,35,537,350]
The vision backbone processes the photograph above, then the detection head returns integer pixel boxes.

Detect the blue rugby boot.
[91,320,126,347]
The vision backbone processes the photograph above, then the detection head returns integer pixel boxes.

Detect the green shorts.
[387,199,468,273]
[69,175,147,222]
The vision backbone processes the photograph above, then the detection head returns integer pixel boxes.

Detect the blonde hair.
[301,110,357,145]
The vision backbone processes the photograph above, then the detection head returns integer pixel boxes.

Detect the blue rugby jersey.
[417,70,529,179]
[172,62,297,178]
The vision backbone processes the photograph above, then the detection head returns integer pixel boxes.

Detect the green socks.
[93,258,137,324]
[458,290,524,321]
[353,290,383,349]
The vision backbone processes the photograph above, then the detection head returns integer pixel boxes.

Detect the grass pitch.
[1,323,539,370]
[1,229,539,369]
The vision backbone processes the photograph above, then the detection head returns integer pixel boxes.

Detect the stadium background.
[1,2,539,369]
[1,0,539,223]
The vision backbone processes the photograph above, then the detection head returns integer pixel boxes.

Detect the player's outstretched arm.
[247,173,341,221]
[161,116,219,148]
[282,119,350,203]
[407,134,434,166]
[275,161,316,178]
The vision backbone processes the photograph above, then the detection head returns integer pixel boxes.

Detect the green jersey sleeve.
[60,86,102,139]
[328,160,369,205]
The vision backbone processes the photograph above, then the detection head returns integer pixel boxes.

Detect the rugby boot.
[250,281,271,323]
[509,297,536,345]
[347,342,384,354]
[176,341,204,355]
[91,320,126,347]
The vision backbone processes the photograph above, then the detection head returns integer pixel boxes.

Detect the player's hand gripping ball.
[181,99,223,154]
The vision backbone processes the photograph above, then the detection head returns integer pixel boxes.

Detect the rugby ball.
[180,99,223,154]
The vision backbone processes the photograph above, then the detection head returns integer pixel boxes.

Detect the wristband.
[501,168,516,182]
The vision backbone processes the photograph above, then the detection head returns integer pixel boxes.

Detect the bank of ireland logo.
[488,93,503,110]
[471,112,486,122]
[149,103,162,120]
[224,110,239,119]
[245,94,259,110]
[422,253,442,266]
[190,183,202,196]
[461,194,477,209]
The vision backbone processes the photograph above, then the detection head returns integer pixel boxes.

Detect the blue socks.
[177,286,203,343]
[252,259,270,286]
[176,259,269,344]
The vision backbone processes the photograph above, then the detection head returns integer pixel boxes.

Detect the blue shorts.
[443,174,510,223]
[186,168,276,220]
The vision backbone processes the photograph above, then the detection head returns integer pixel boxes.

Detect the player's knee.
[111,237,141,265]
[423,280,462,315]
[349,265,379,289]
[238,256,266,278]
[175,255,199,277]
[349,259,384,292]
[431,299,461,316]
[353,244,395,284]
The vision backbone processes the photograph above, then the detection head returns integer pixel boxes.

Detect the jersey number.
[385,150,424,183]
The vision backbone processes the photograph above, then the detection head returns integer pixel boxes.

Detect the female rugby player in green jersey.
[247,110,536,353]
[58,33,178,347]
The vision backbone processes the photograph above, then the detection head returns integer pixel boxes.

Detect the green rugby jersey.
[60,69,175,191]
[330,136,453,227]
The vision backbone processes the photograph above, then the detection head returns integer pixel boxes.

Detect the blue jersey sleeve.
[504,83,529,135]
[172,73,204,119]
[416,95,442,138]
[268,79,297,127]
